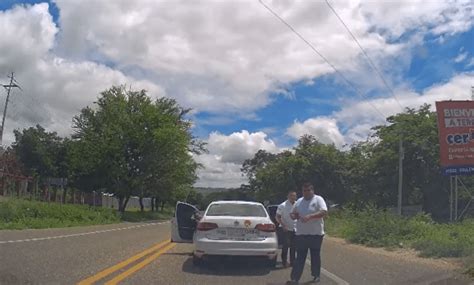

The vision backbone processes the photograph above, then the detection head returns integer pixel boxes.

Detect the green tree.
[244,135,349,204]
[12,125,64,181]
[365,104,447,215]
[71,86,203,212]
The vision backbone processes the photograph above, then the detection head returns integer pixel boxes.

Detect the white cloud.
[195,130,280,188]
[207,130,280,164]
[50,0,473,115]
[359,0,474,38]
[454,52,468,63]
[193,154,245,188]
[287,117,345,148]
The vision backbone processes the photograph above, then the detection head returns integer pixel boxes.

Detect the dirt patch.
[325,236,464,271]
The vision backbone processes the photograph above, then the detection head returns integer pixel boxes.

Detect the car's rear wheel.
[193,255,204,267]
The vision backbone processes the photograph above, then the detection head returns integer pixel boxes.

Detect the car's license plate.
[217,228,258,237]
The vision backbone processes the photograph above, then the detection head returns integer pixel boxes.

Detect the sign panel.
[436,101,474,175]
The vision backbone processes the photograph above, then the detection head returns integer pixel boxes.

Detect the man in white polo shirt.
[276,191,297,267]
[288,182,327,284]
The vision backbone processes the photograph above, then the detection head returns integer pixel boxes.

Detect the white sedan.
[171,200,278,267]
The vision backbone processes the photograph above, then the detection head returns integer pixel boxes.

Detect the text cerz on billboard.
[436,101,474,176]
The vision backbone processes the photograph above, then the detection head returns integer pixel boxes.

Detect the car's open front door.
[171,202,199,243]
[267,205,283,248]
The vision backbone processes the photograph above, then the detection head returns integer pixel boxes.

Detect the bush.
[326,207,474,259]
[121,207,174,222]
[412,220,474,258]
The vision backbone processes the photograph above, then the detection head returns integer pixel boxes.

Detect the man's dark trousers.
[281,230,296,266]
[290,235,324,281]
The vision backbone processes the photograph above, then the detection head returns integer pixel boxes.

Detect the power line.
[258,0,387,121]
[324,0,404,111]
[323,0,408,215]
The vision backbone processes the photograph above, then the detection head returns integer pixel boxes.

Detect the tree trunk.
[155,198,160,212]
[63,188,68,204]
[161,201,165,212]
[1,177,5,196]
[33,180,38,201]
[118,196,123,212]
[151,197,155,212]
[27,182,32,200]
[139,196,144,212]
[52,187,58,202]
[47,187,51,202]
[123,196,130,212]
[16,180,20,197]
[118,196,130,213]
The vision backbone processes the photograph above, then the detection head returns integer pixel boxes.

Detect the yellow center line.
[76,239,171,285]
[104,242,177,285]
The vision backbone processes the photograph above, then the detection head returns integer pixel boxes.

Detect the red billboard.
[436,101,474,175]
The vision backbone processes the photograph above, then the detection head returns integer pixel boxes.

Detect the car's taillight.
[197,222,218,231]
[255,223,276,232]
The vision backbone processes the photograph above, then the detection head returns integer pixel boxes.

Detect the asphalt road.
[0,222,471,285]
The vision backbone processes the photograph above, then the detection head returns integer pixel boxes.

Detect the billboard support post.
[455,176,458,221]
[449,176,453,222]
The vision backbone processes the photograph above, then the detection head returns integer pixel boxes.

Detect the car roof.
[209,200,263,206]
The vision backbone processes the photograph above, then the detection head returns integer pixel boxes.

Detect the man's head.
[287,191,297,203]
[302,182,315,200]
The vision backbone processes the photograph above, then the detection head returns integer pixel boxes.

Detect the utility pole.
[397,137,404,215]
[0,72,21,145]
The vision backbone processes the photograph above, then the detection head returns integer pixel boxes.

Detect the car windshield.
[206,204,267,217]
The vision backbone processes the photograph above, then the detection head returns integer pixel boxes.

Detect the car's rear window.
[206,204,267,217]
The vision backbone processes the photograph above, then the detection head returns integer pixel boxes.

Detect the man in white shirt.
[276,191,297,267]
[288,182,327,284]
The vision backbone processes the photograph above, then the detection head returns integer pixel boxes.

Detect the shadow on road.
[181,256,285,277]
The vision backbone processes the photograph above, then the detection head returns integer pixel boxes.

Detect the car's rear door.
[171,202,199,243]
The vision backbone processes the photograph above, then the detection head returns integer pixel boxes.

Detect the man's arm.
[302,210,327,222]
[276,205,287,229]
[275,213,287,229]
[290,207,300,220]
[301,196,328,222]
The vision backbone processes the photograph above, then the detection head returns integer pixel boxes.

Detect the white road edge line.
[0,221,170,244]
[305,259,350,285]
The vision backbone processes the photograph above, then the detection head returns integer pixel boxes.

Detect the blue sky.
[0,0,473,187]
[0,0,58,20]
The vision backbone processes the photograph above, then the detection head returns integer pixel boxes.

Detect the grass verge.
[326,207,474,278]
[0,198,173,230]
